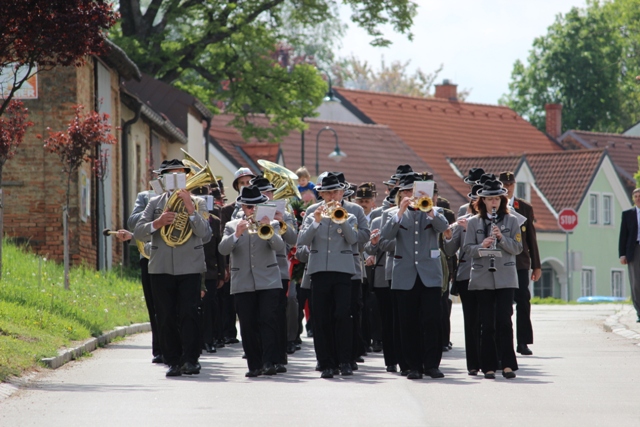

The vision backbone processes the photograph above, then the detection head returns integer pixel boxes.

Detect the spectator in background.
[296,166,317,202]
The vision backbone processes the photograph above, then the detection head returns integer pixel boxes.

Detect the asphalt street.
[1,304,639,427]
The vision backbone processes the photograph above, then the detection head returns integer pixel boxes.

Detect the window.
[589,194,598,224]
[534,268,553,298]
[603,195,612,225]
[516,182,526,200]
[612,270,624,298]
[581,269,595,297]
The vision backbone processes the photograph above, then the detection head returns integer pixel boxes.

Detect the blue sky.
[337,0,587,105]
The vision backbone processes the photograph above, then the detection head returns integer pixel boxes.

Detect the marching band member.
[134,159,212,377]
[381,174,449,380]
[219,185,285,377]
[463,179,523,379]
[297,173,359,379]
[458,168,486,218]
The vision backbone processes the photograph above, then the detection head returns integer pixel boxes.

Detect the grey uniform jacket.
[297,213,359,276]
[295,245,312,290]
[219,217,285,294]
[276,210,298,280]
[134,192,212,275]
[128,190,155,231]
[457,203,469,219]
[380,207,396,281]
[463,213,523,291]
[342,200,371,281]
[381,207,449,290]
[443,223,472,281]
[363,216,395,288]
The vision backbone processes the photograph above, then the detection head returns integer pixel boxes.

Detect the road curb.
[40,322,151,369]
[0,322,150,403]
[603,306,640,343]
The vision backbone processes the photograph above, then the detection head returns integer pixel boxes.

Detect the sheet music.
[413,181,434,198]
[478,248,502,258]
[149,179,164,194]
[255,203,277,221]
[272,199,286,215]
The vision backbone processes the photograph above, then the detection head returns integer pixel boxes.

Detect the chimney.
[545,103,563,138]
[434,79,458,101]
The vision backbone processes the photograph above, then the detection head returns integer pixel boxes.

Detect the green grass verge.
[0,240,149,382]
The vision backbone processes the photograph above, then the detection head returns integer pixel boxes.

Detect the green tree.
[112,0,417,140]
[501,1,640,133]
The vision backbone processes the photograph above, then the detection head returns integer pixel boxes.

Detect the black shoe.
[242,353,247,359]
[214,339,225,348]
[400,370,409,376]
[350,361,358,371]
[366,346,373,353]
[468,369,478,376]
[204,343,217,354]
[152,354,164,364]
[332,368,341,376]
[386,365,398,373]
[262,362,277,376]
[275,364,287,373]
[315,362,323,371]
[448,342,453,350]
[442,346,450,352]
[425,368,445,378]
[181,362,201,375]
[340,363,353,376]
[166,365,182,377]
[406,370,423,380]
[517,344,533,355]
[321,368,334,379]
[372,340,383,352]
[484,371,496,379]
[306,329,314,338]
[355,356,365,363]
[225,337,240,344]
[502,369,516,379]
[245,369,262,378]
[286,342,296,355]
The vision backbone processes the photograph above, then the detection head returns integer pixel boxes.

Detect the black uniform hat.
[498,171,516,184]
[477,180,508,197]
[250,176,277,192]
[153,159,191,175]
[463,167,486,184]
[392,164,414,179]
[236,185,269,205]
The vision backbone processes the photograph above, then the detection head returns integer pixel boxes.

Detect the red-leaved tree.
[0,0,118,116]
[43,105,116,289]
[0,100,33,278]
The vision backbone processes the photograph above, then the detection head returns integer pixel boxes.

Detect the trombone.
[322,200,348,224]
[247,215,275,240]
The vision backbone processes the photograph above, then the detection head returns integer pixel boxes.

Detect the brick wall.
[2,59,125,268]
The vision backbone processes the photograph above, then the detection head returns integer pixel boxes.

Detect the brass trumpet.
[411,195,433,212]
[247,215,275,240]
[322,201,348,224]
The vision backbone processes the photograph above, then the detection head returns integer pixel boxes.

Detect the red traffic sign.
[558,208,578,232]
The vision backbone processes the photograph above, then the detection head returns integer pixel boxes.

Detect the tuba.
[160,162,216,247]
[258,159,300,235]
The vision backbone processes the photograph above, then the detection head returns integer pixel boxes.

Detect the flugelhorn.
[103,228,149,259]
[411,195,433,212]
[160,162,216,247]
[247,215,275,240]
[322,200,348,224]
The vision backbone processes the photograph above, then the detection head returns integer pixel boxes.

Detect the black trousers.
[217,280,237,340]
[311,272,353,368]
[514,269,534,346]
[275,279,289,364]
[476,288,518,373]
[456,280,481,372]
[235,288,281,371]
[351,279,365,359]
[373,286,397,366]
[139,258,161,357]
[297,284,312,337]
[441,288,452,346]
[150,273,201,366]
[391,289,409,371]
[202,279,219,345]
[395,277,443,372]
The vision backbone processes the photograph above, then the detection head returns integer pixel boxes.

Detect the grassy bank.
[0,240,148,382]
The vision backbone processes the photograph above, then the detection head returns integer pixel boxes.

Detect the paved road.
[1,304,639,427]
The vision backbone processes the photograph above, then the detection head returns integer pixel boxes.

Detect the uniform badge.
[337,228,343,234]
[515,233,522,243]
[500,225,505,230]
[521,225,526,232]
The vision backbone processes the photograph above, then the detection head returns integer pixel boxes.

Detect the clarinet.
[488,207,498,272]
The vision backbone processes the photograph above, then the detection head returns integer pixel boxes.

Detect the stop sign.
[558,208,578,232]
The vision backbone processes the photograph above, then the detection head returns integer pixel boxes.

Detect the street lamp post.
[315,126,347,177]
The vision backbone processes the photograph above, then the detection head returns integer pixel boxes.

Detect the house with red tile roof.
[316,81,564,209]
[448,150,631,301]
